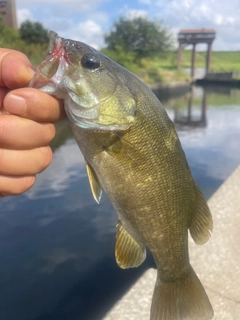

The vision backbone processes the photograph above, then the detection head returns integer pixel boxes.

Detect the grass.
[100,49,240,84]
[136,50,240,83]
[101,49,190,84]
[135,54,190,84]
[180,50,240,72]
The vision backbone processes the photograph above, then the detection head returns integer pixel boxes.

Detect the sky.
[16,0,240,51]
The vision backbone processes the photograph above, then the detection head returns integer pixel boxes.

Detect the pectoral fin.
[189,186,213,245]
[115,220,146,269]
[86,162,102,204]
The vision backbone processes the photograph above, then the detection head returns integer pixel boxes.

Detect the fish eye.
[81,53,100,70]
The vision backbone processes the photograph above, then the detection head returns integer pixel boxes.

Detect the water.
[1,85,240,320]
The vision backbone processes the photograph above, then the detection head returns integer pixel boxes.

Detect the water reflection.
[161,85,240,198]
[1,85,240,320]
[173,86,207,128]
[26,139,87,200]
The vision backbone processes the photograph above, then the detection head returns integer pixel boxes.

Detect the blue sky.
[16,0,240,51]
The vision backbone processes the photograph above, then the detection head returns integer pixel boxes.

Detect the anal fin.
[189,186,213,245]
[86,162,102,204]
[115,220,146,269]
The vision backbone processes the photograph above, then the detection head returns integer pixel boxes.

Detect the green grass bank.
[101,48,240,84]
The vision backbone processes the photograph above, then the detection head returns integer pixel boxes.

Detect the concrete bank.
[195,72,240,87]
[148,82,191,101]
[196,78,240,87]
[103,165,240,320]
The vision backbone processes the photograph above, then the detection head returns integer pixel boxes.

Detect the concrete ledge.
[149,82,191,101]
[104,165,240,319]
[195,78,240,87]
[205,72,240,81]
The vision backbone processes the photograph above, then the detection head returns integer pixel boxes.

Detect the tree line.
[105,17,173,61]
[0,17,49,64]
[0,18,49,46]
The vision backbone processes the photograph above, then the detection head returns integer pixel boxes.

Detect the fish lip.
[46,31,58,56]
[46,30,66,60]
[28,31,69,92]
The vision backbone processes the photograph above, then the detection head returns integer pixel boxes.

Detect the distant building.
[177,28,216,78]
[0,0,17,29]
[178,29,216,45]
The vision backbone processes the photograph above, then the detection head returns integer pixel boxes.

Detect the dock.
[104,165,240,320]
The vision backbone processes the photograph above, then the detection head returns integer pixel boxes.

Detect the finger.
[0,87,9,114]
[0,49,34,89]
[3,88,66,122]
[0,115,55,149]
[0,146,53,175]
[0,175,36,198]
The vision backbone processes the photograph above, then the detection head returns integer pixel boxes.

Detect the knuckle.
[15,175,36,195]
[45,123,56,142]
[38,146,53,172]
[0,175,36,197]
[0,116,8,144]
[0,148,5,170]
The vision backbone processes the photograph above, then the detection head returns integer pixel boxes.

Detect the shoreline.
[148,82,191,101]
[195,78,240,87]
[147,78,240,101]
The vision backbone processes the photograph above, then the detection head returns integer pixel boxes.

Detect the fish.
[30,31,214,320]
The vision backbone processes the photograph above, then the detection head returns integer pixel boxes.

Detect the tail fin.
[151,266,213,320]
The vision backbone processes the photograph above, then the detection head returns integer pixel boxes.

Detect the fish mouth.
[46,31,85,65]
[46,31,58,56]
[29,31,69,93]
[46,31,66,61]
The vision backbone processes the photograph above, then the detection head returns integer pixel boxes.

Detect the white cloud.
[198,4,210,16]
[26,139,86,200]
[125,9,148,20]
[17,8,33,26]
[74,20,104,49]
[215,14,223,25]
[47,19,104,49]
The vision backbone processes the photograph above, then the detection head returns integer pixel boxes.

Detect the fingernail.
[4,94,27,115]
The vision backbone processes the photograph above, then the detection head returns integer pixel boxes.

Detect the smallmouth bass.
[30,31,214,320]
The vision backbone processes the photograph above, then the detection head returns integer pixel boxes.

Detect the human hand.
[0,49,65,197]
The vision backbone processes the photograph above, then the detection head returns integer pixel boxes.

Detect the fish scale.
[30,31,214,320]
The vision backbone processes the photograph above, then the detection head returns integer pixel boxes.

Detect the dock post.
[206,42,212,74]
[191,43,196,78]
[177,44,182,70]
